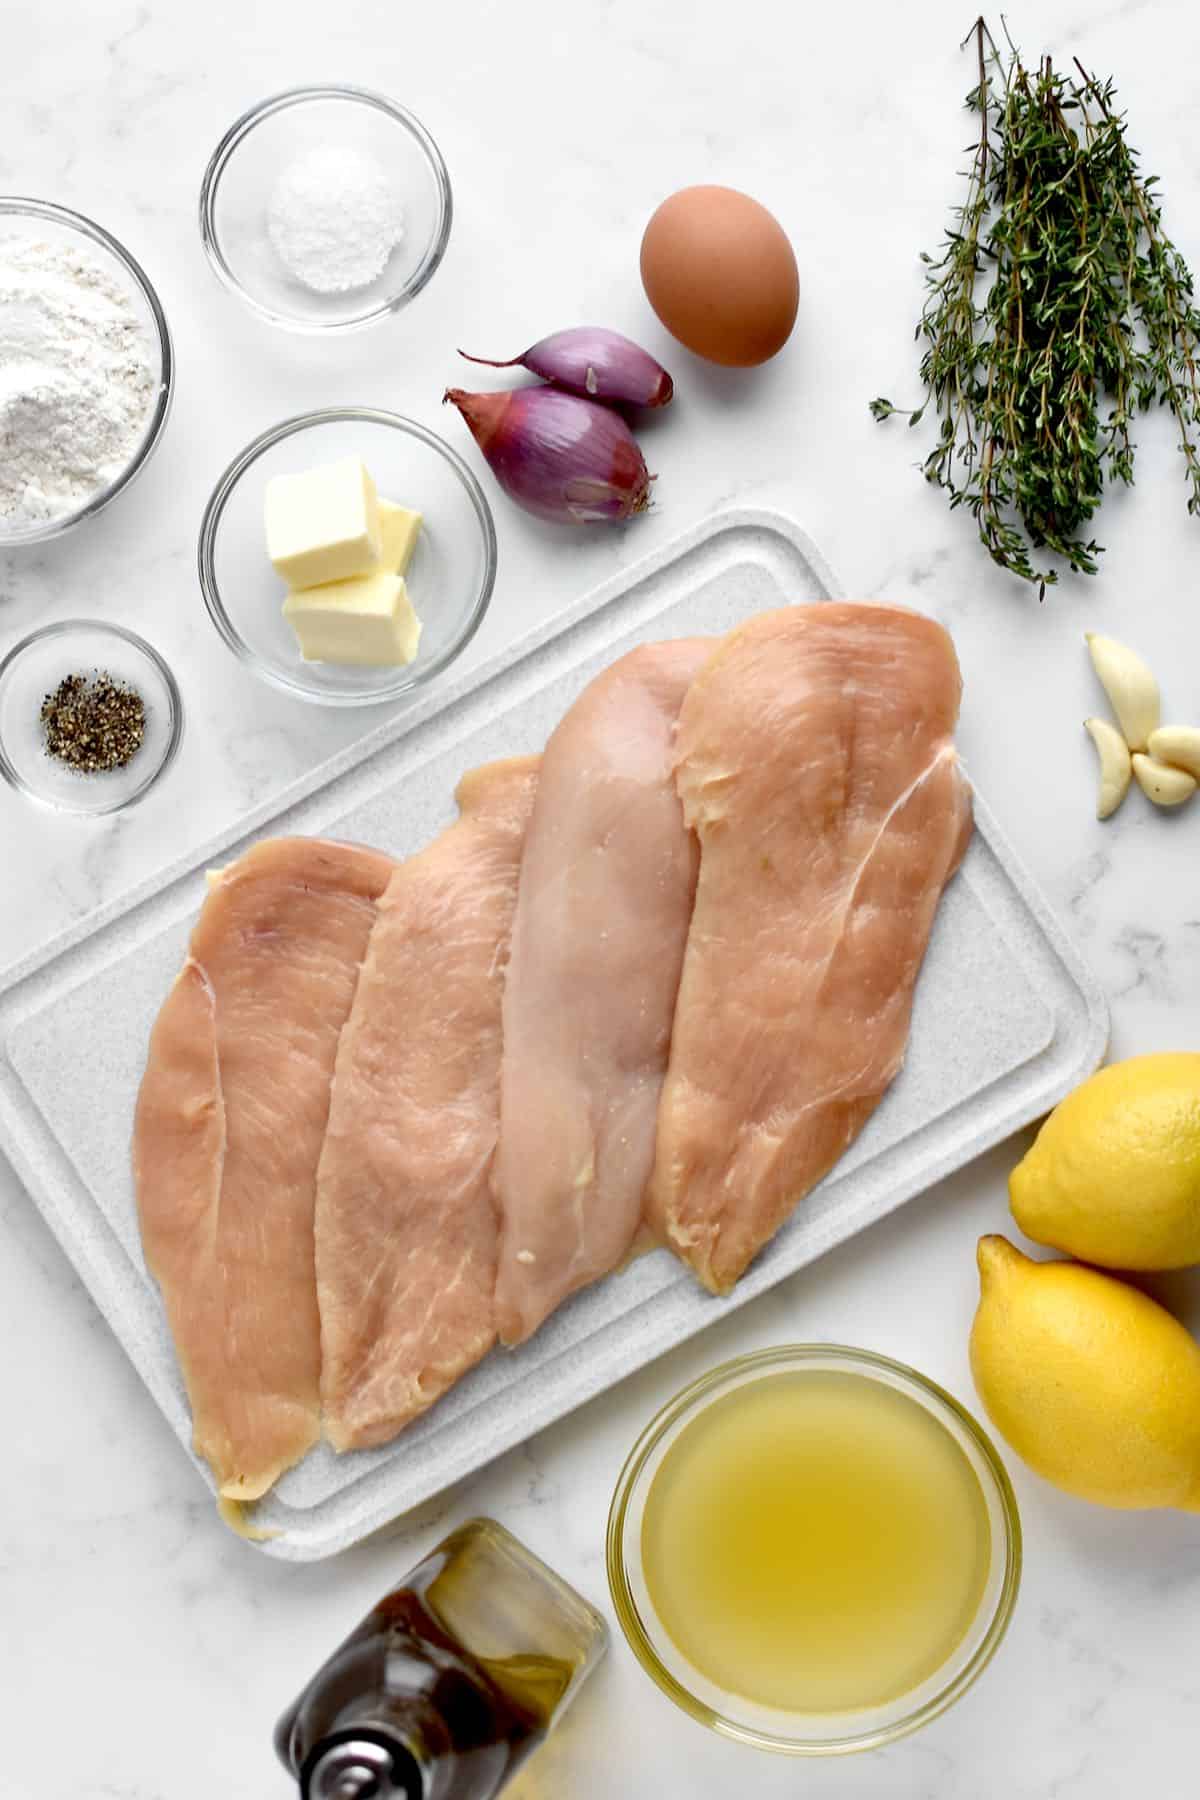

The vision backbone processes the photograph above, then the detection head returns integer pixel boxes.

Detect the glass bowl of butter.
[197,408,497,706]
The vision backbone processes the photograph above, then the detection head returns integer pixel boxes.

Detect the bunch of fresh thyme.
[872,18,1200,595]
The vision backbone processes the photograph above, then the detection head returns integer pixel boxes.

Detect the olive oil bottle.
[275,1519,606,1799]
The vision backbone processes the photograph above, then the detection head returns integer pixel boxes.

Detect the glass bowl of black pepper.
[0,620,183,814]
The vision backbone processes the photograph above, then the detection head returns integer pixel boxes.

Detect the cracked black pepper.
[40,671,146,774]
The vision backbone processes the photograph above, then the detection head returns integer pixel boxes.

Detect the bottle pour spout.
[305,1737,424,1800]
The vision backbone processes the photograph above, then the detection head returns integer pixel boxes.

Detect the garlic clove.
[1085,633,1161,751]
[1147,725,1200,780]
[1084,717,1133,819]
[1131,752,1197,808]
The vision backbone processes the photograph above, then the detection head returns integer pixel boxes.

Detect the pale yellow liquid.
[640,1370,992,1714]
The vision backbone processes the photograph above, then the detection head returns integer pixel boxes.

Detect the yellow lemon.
[1010,1053,1200,1270]
[970,1236,1200,1511]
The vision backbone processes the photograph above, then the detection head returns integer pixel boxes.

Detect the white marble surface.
[3,1,1200,1794]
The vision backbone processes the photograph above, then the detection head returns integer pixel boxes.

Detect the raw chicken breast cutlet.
[492,641,710,1345]
[317,758,539,1450]
[647,603,973,1293]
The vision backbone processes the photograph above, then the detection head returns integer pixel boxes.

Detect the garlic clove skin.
[1085,633,1161,751]
[1084,717,1133,819]
[1147,725,1200,781]
[1131,752,1197,808]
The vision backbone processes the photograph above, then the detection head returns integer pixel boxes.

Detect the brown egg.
[640,185,799,367]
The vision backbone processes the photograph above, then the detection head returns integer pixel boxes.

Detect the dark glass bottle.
[275,1518,607,1800]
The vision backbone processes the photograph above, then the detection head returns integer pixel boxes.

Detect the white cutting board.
[0,510,1107,1559]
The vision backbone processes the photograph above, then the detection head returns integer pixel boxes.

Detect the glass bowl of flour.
[0,199,173,547]
[200,86,453,333]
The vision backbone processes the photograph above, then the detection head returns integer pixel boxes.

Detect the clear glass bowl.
[0,198,173,547]
[607,1344,1021,1756]
[0,620,183,814]
[198,408,497,706]
[199,85,452,333]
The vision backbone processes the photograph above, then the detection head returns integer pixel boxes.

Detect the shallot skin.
[458,328,674,409]
[444,387,652,525]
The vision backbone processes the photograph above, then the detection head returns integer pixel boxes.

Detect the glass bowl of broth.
[606,1344,1021,1755]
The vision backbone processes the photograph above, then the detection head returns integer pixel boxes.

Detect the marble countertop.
[4,1,1200,1795]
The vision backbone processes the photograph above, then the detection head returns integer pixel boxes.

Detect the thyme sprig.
[872,19,1200,595]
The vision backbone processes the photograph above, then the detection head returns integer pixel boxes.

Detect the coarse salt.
[267,145,405,296]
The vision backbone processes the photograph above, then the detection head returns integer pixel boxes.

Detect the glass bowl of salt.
[200,85,453,333]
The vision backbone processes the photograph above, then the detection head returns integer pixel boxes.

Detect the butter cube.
[378,500,422,576]
[283,571,422,667]
[265,457,382,590]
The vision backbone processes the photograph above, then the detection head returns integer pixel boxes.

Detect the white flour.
[0,236,157,529]
[267,145,405,295]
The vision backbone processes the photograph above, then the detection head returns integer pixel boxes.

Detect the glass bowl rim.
[0,617,184,814]
[606,1341,1022,1757]
[198,83,454,334]
[196,406,498,707]
[0,196,174,548]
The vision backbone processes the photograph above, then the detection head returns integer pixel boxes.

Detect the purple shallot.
[458,327,673,410]
[444,387,653,526]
